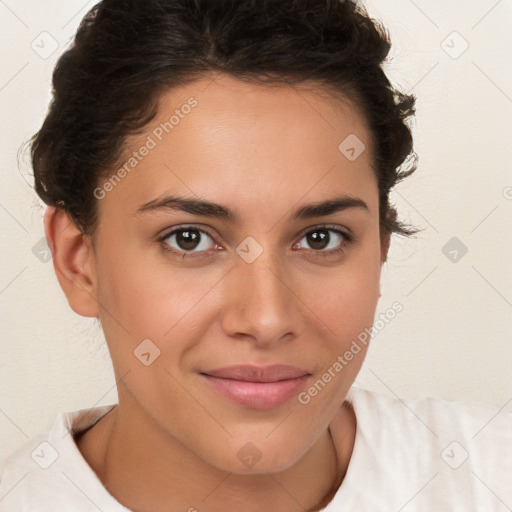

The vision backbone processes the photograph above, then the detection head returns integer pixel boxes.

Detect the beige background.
[0,0,511,466]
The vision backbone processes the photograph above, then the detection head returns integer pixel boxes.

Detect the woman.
[1,0,510,510]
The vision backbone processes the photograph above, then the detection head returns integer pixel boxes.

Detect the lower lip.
[201,374,309,409]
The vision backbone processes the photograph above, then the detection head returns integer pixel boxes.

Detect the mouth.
[200,364,311,409]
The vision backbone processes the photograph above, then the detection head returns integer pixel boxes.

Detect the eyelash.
[157,224,355,260]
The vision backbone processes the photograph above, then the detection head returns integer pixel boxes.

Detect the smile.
[200,364,311,409]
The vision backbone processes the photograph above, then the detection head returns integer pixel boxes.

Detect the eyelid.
[159,223,352,243]
[159,224,217,240]
[295,223,353,241]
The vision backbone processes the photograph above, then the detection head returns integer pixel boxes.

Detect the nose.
[220,250,305,347]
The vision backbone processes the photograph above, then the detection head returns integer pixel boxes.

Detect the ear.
[44,206,99,318]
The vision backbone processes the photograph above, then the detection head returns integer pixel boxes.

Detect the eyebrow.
[135,194,369,222]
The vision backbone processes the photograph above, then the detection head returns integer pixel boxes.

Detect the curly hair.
[31,0,419,239]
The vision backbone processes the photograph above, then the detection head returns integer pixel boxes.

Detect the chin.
[202,438,307,476]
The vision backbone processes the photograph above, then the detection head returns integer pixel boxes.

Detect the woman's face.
[88,73,386,473]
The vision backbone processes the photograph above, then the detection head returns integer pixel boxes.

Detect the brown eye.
[294,226,353,256]
[175,229,201,250]
[306,229,330,250]
[162,227,216,253]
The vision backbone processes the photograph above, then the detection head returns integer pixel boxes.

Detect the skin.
[45,73,391,512]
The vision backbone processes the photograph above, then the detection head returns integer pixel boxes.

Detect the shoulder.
[347,385,512,444]
[328,386,512,510]
[0,404,127,512]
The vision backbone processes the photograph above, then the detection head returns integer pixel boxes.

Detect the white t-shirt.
[1,386,511,511]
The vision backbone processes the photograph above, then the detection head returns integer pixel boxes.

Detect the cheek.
[302,252,381,345]
[95,228,381,368]
[95,242,226,345]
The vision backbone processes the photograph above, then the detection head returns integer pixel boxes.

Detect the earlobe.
[44,206,99,318]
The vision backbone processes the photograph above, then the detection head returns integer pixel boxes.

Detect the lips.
[200,364,311,409]
[203,364,309,382]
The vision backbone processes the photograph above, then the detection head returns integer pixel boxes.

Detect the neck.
[76,393,356,512]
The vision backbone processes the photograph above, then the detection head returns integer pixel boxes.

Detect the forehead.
[151,73,373,161]
[98,73,378,224]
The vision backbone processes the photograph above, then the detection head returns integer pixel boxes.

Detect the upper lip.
[202,364,310,383]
